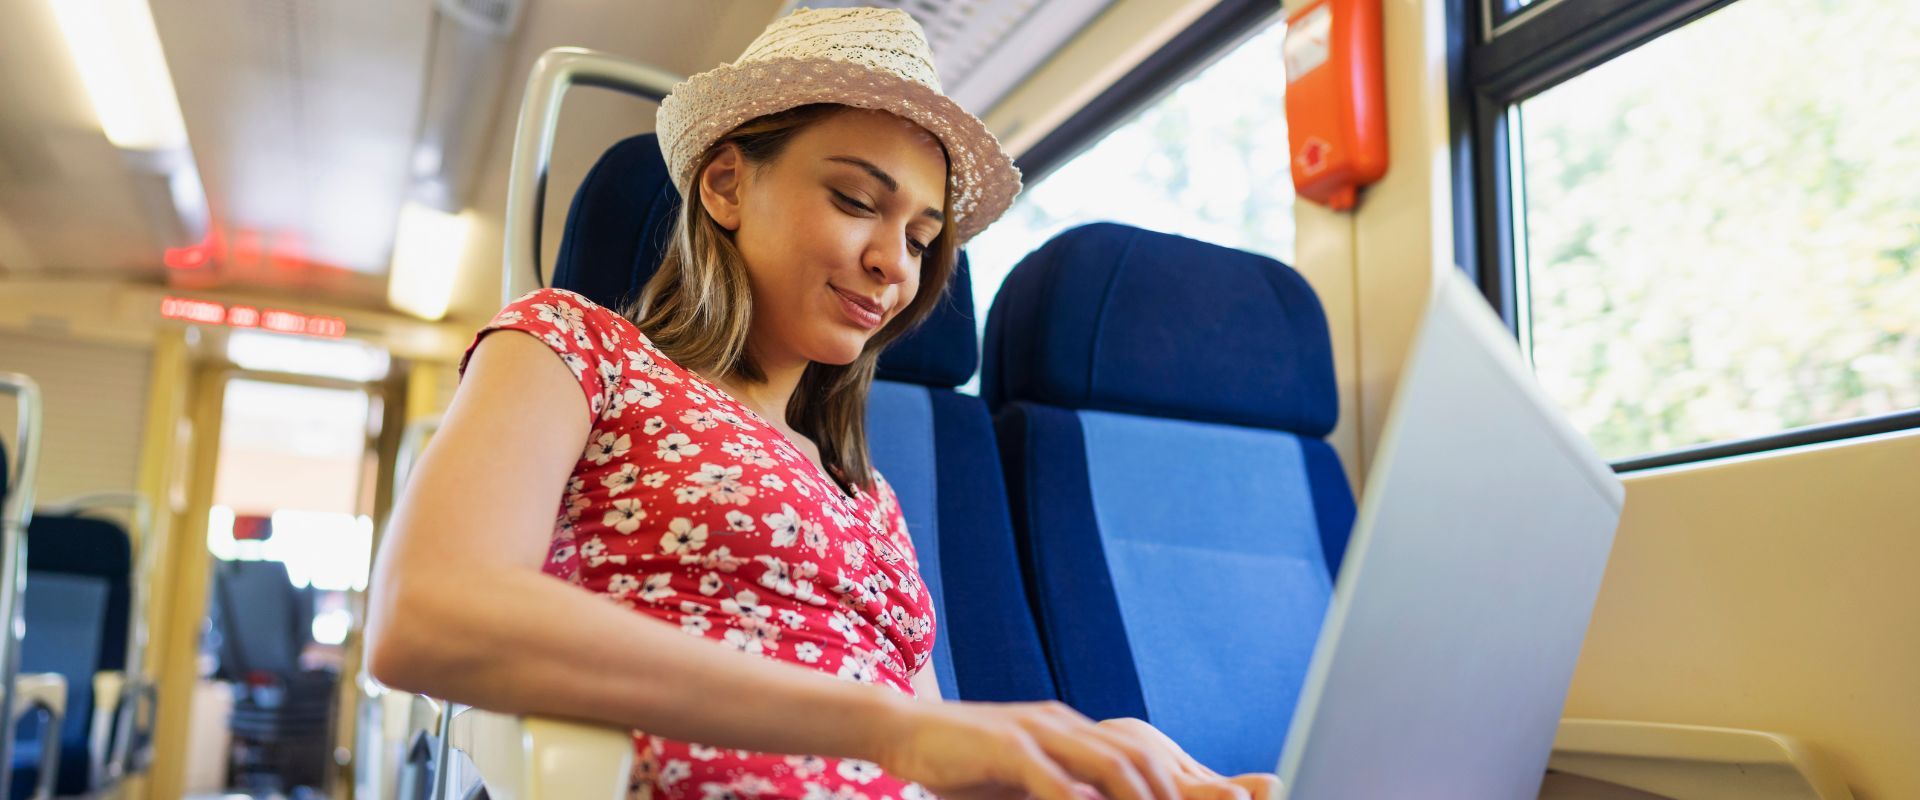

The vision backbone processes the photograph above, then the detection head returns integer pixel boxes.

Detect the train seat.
[14,513,133,798]
[548,132,1053,702]
[982,223,1355,775]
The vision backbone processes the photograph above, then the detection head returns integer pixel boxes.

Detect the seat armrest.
[90,670,126,789]
[446,709,632,800]
[13,673,67,800]
[1548,718,1854,800]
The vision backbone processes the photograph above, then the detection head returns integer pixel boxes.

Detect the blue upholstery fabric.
[986,224,1354,774]
[1078,410,1332,774]
[865,382,956,700]
[549,133,979,387]
[17,572,110,796]
[982,223,1337,436]
[22,514,134,795]
[926,390,1054,702]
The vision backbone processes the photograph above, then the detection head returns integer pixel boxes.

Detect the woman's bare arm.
[365,331,906,761]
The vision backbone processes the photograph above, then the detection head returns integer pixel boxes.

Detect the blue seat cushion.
[998,401,1353,775]
[28,514,132,670]
[982,223,1337,436]
[867,382,1053,702]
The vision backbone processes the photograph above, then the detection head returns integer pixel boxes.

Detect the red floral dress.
[461,288,940,800]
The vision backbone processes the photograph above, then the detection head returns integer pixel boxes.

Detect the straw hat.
[655,6,1022,244]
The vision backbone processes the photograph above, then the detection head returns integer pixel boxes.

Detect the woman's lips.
[832,286,884,331]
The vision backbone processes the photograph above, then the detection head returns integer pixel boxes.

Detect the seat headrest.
[552,132,979,388]
[983,223,1337,436]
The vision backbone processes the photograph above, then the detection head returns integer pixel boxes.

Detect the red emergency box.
[1283,0,1389,210]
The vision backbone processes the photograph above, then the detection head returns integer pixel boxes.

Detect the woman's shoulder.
[464,287,684,423]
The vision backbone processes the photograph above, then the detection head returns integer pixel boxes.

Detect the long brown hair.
[629,104,960,493]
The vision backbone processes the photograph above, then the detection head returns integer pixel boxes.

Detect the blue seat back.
[210,560,313,680]
[551,132,1053,701]
[983,223,1355,774]
[21,513,134,794]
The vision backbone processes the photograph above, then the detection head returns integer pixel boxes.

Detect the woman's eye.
[907,239,928,257]
[831,191,873,214]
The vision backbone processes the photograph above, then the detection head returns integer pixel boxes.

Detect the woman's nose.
[863,239,913,285]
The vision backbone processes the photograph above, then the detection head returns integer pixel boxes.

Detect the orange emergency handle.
[1283,0,1388,210]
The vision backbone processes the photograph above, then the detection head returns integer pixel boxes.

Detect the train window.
[966,17,1294,336]
[1470,0,1920,464]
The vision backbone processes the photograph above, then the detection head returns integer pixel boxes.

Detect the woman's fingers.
[1018,707,1166,800]
[1226,773,1282,800]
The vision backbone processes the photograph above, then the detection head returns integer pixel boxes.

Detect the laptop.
[1274,269,1627,798]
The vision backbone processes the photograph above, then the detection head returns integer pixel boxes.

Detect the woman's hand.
[867,699,1281,800]
[1093,718,1282,800]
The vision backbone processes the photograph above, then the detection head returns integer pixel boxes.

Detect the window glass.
[1517,0,1920,459]
[965,17,1295,342]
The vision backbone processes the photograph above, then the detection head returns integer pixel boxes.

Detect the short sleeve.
[459,288,633,426]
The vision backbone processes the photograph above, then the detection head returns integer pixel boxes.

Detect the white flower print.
[685,546,746,573]
[720,440,748,459]
[579,536,627,568]
[494,310,524,325]
[688,745,722,762]
[794,642,823,664]
[603,388,630,419]
[698,573,724,596]
[837,759,883,785]
[626,379,665,409]
[901,782,936,800]
[842,540,867,570]
[777,609,807,629]
[602,463,640,495]
[541,330,570,353]
[755,555,797,596]
[658,760,692,789]
[681,615,712,636]
[763,504,803,548]
[559,351,589,380]
[679,600,709,616]
[565,492,589,521]
[827,610,863,644]
[550,543,576,564]
[607,573,640,596]
[660,518,709,555]
[722,589,772,621]
[784,754,826,778]
[724,510,755,533]
[595,357,622,390]
[639,573,674,602]
[681,409,719,431]
[533,300,584,334]
[656,432,699,462]
[697,782,741,800]
[802,525,829,557]
[643,416,667,436]
[586,432,631,465]
[641,470,669,488]
[759,473,786,491]
[837,654,879,684]
[673,485,706,505]
[689,463,755,506]
[603,499,645,534]
[571,326,593,351]
[723,628,764,656]
[599,331,621,352]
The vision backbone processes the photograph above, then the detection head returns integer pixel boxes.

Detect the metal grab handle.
[0,372,45,798]
[501,47,683,305]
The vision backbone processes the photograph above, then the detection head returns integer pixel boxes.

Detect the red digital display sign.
[160,296,347,339]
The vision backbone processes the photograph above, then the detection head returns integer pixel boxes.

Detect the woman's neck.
[707,347,808,434]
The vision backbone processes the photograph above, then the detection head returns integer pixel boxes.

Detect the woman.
[366,8,1279,800]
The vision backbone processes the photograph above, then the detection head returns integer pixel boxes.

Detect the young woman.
[367,8,1279,800]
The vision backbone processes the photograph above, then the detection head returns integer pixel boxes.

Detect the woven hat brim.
[657,57,1023,245]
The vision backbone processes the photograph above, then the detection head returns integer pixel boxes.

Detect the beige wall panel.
[0,332,153,502]
[1290,203,1363,490]
[1567,431,1920,798]
[1349,0,1456,472]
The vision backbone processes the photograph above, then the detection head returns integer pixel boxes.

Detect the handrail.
[0,372,45,798]
[38,490,155,785]
[501,47,683,305]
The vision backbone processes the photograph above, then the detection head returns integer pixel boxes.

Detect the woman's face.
[698,108,948,369]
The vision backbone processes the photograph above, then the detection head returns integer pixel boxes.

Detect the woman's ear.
[699,144,746,232]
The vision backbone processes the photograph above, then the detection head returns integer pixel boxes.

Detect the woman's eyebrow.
[826,155,945,223]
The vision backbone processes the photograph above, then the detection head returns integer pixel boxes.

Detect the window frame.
[1450,0,1920,471]
[1011,0,1283,184]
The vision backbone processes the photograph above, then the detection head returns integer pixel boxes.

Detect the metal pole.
[0,373,46,797]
